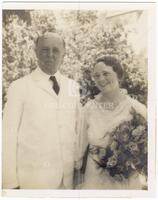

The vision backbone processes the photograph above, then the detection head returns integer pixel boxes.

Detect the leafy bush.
[3,10,147,107]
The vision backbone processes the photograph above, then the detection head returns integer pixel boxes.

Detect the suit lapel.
[58,74,68,99]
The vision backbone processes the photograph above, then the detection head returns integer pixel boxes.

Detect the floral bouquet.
[90,108,147,182]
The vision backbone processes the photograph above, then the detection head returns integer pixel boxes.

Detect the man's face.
[36,33,65,75]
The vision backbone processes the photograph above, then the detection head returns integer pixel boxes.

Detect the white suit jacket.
[2,68,80,189]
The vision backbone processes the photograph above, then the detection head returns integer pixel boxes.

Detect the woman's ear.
[118,78,123,87]
[119,73,124,87]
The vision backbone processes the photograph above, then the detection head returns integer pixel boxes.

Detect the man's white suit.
[3,68,80,189]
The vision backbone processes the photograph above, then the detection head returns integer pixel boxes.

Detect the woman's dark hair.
[95,56,124,80]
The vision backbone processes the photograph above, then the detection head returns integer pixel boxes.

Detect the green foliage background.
[3,10,147,106]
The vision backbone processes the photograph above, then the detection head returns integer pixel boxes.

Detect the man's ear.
[34,46,38,58]
[61,49,66,63]
[60,54,65,65]
[63,48,66,57]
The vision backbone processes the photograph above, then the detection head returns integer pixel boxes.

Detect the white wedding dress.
[77,94,147,189]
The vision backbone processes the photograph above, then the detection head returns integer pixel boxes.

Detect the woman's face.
[92,62,120,94]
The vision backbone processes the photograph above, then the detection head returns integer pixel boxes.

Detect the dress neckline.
[93,93,128,112]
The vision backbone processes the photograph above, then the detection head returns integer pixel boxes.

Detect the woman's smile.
[99,82,109,88]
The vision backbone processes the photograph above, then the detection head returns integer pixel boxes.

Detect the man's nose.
[48,49,54,57]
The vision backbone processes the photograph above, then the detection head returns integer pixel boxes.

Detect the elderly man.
[3,32,80,189]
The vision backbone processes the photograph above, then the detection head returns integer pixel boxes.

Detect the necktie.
[50,76,60,95]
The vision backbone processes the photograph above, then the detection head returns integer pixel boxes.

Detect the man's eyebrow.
[93,73,99,75]
[102,71,109,73]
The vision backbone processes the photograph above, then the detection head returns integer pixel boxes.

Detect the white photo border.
[1,1,156,198]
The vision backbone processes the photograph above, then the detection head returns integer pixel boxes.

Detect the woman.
[75,56,147,189]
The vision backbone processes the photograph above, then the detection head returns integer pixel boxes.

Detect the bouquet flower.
[89,108,147,182]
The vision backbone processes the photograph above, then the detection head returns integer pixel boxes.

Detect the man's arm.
[74,97,89,170]
[2,81,25,189]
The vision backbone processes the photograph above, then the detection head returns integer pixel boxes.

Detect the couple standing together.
[3,32,147,189]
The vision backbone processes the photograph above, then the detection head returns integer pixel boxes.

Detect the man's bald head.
[35,32,65,75]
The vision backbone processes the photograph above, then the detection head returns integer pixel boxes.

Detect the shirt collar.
[37,67,61,85]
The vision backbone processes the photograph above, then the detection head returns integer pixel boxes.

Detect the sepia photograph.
[1,1,156,198]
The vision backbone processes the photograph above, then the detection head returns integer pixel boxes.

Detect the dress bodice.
[82,94,146,149]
